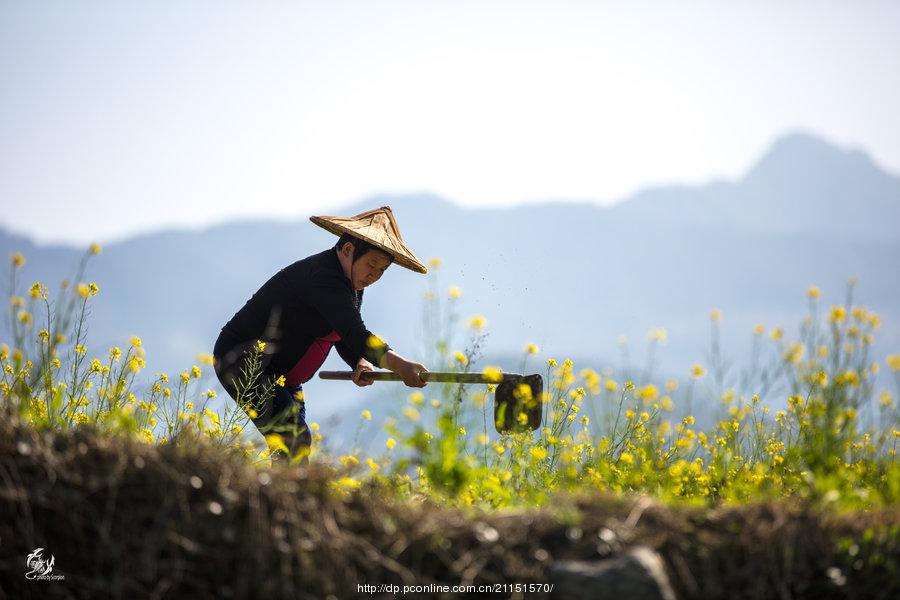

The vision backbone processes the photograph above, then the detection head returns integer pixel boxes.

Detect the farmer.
[213,206,429,465]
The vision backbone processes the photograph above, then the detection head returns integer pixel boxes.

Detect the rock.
[549,546,677,600]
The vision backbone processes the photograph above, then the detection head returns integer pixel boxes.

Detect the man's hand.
[398,360,428,388]
[378,350,428,388]
[351,358,375,387]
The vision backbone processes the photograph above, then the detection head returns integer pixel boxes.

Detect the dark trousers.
[213,331,312,465]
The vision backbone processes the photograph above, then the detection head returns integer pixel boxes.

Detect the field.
[1,246,899,599]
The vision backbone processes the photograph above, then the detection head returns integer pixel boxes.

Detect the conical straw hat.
[310,206,427,274]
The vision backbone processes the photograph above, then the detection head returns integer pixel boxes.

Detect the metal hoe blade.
[493,374,543,434]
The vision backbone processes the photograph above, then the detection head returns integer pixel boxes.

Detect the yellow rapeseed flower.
[340,455,359,467]
[11,251,25,268]
[408,391,425,405]
[807,285,821,299]
[89,242,102,255]
[29,282,48,299]
[709,308,722,322]
[523,343,539,355]
[828,306,847,323]
[721,388,737,406]
[530,446,548,460]
[468,315,488,330]
[275,375,286,387]
[334,476,361,489]
[516,383,533,401]
[638,384,659,402]
[361,409,372,420]
[447,285,462,299]
[402,406,420,421]
[204,408,220,425]
[453,351,468,366]
[604,379,618,393]
[366,334,386,349]
[191,365,202,379]
[386,437,396,449]
[648,327,667,343]
[197,352,216,366]
[690,363,706,379]
[482,366,503,383]
[428,257,442,269]
[256,340,266,352]
[886,354,900,371]
[784,342,805,365]
[265,434,289,454]
[839,370,860,387]
[868,312,881,328]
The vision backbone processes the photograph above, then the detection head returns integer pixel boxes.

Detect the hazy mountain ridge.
[2,131,899,453]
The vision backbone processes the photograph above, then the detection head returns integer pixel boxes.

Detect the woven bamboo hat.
[310,206,427,274]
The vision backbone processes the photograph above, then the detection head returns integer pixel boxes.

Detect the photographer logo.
[26,548,65,581]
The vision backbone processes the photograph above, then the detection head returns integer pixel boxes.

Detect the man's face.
[351,249,392,291]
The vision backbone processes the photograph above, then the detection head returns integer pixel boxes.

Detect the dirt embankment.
[1,407,897,599]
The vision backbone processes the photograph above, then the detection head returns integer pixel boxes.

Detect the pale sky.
[2,0,899,246]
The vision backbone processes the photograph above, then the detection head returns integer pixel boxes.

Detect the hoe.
[318,370,544,434]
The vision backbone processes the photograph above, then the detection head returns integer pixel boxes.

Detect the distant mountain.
[610,132,900,242]
[2,130,899,454]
